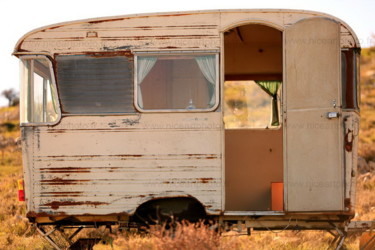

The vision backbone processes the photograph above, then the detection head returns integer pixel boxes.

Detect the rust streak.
[40,167,91,173]
[43,201,109,210]
[27,211,129,223]
[154,13,195,18]
[40,178,90,185]
[198,178,214,184]
[48,129,66,133]
[32,37,85,40]
[85,13,197,24]
[101,34,217,40]
[88,18,125,24]
[40,153,218,160]
[158,46,178,49]
[165,25,217,28]
[344,198,352,211]
[54,51,133,59]
[43,192,84,197]
[27,211,66,218]
[44,192,83,195]
[44,25,64,31]
[134,25,216,29]
[344,129,353,152]
[46,194,83,197]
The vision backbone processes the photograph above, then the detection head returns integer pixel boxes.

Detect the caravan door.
[284,17,343,211]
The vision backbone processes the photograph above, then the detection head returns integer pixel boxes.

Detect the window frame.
[19,55,62,127]
[134,51,220,113]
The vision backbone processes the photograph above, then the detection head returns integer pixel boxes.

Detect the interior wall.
[224,24,282,79]
[225,129,283,211]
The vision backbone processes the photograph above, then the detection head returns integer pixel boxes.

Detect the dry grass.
[89,222,363,250]
[0,165,50,249]
[359,46,375,161]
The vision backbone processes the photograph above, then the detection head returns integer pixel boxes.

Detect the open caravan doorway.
[224,24,284,212]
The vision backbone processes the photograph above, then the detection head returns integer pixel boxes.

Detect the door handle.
[327,112,340,119]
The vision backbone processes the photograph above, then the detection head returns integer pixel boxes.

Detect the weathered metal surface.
[24,113,222,216]
[14,10,359,56]
[284,17,344,211]
[343,112,360,211]
[348,221,375,232]
[16,9,361,227]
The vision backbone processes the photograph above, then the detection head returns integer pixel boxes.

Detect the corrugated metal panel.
[56,55,135,114]
[28,113,222,216]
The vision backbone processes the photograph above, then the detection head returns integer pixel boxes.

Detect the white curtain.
[195,55,216,106]
[137,57,157,107]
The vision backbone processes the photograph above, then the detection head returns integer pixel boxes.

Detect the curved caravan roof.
[13,9,360,55]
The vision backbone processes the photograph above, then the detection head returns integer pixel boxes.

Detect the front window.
[20,56,60,124]
[135,53,219,111]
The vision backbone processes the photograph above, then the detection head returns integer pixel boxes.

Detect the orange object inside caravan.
[271,182,283,211]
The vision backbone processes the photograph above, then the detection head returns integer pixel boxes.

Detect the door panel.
[285,17,343,211]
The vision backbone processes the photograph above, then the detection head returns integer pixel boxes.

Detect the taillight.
[17,179,25,201]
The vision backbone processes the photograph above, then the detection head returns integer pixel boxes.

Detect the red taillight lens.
[17,179,25,201]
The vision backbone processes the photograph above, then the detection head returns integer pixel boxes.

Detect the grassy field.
[359,45,375,162]
[0,45,374,249]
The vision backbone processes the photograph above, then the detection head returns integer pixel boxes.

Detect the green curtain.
[255,81,282,126]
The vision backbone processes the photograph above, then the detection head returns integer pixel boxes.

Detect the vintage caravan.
[14,9,364,248]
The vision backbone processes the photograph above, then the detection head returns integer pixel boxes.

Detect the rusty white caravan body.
[14,9,364,247]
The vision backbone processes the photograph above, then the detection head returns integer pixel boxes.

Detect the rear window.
[56,55,135,114]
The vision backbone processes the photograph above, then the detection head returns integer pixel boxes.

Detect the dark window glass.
[341,49,359,110]
[56,55,135,114]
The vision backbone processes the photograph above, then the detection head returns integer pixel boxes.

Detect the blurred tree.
[1,88,19,107]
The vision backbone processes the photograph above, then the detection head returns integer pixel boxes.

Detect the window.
[135,53,218,111]
[223,80,281,129]
[20,57,60,124]
[56,55,134,114]
[341,49,360,110]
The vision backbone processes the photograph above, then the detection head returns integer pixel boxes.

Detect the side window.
[56,55,135,114]
[341,49,360,110]
[135,53,219,111]
[223,80,282,129]
[20,57,60,124]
